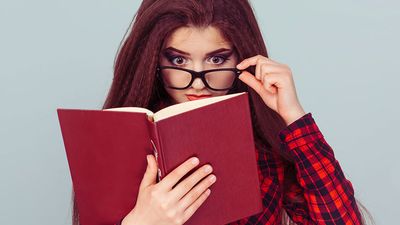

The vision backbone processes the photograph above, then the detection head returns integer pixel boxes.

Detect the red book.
[57,92,262,225]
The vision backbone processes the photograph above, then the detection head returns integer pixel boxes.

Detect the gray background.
[0,0,398,224]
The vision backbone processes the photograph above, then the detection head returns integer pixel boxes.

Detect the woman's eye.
[169,56,187,65]
[208,56,227,65]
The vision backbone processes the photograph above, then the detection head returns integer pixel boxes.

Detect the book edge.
[153,92,246,122]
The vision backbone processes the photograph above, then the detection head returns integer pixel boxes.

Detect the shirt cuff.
[277,112,324,151]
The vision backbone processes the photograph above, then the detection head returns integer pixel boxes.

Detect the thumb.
[139,154,158,189]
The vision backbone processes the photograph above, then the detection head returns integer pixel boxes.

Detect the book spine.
[148,121,166,182]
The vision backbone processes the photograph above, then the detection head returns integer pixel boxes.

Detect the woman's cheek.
[166,89,187,103]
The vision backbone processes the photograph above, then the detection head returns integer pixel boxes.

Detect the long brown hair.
[71,0,373,224]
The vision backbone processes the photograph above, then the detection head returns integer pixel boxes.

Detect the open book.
[105,92,245,122]
[57,92,262,225]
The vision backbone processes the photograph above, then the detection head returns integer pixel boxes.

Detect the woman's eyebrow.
[162,47,233,57]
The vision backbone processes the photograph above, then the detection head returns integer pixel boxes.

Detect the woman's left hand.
[237,55,306,126]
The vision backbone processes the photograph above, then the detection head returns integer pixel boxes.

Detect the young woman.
[72,0,373,224]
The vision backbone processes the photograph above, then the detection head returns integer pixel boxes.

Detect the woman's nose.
[191,77,206,90]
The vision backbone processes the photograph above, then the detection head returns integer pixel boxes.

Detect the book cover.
[57,92,263,225]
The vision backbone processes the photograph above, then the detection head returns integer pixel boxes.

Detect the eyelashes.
[164,52,231,66]
[208,55,230,64]
[166,54,187,65]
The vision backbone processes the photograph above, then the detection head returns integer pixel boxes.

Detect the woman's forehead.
[163,26,232,55]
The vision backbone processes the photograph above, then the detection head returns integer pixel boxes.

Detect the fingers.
[158,157,200,191]
[238,56,290,95]
[255,60,262,80]
[237,55,288,82]
[257,63,283,80]
[178,171,216,210]
[182,188,212,222]
[261,74,279,94]
[170,164,214,200]
[239,71,271,96]
[134,156,215,225]
[236,55,279,70]
[139,154,158,189]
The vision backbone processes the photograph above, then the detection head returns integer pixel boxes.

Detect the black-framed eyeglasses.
[156,66,243,91]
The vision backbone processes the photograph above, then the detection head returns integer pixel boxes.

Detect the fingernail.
[146,155,150,164]
[209,175,216,183]
[191,157,199,165]
[204,165,212,173]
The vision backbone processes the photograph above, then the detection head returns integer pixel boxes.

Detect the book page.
[153,92,245,122]
[104,107,155,121]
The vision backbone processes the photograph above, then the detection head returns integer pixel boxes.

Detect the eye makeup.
[162,48,234,66]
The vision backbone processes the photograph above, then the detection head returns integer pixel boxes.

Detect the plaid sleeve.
[278,113,363,224]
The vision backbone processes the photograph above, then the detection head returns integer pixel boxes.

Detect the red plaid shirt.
[228,112,362,225]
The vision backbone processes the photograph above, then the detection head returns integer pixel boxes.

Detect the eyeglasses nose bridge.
[189,70,208,84]
[190,70,206,79]
[189,71,208,87]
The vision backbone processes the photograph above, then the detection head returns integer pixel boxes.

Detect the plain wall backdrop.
[0,0,398,224]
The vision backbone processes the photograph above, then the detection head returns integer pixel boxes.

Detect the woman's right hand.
[121,154,217,225]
